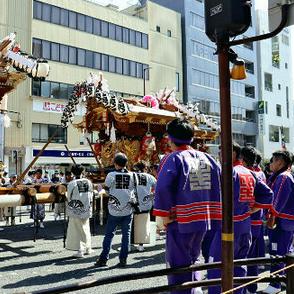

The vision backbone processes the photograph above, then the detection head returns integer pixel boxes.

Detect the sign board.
[268,0,294,31]
[33,149,94,158]
[258,101,265,114]
[33,100,86,115]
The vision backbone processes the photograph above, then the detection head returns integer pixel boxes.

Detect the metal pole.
[86,137,103,169]
[217,35,234,293]
[64,145,77,165]
[286,254,294,293]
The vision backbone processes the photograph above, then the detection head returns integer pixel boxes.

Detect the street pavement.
[0,207,286,294]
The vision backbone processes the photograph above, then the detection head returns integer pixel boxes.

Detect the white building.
[256,4,294,160]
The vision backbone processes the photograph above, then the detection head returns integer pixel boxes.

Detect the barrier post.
[286,253,294,293]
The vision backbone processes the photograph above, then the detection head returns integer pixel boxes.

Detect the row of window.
[269,125,290,143]
[196,99,256,123]
[32,38,149,79]
[33,1,148,49]
[32,80,143,100]
[32,80,73,99]
[191,40,217,62]
[32,123,67,143]
[192,69,255,98]
[191,12,205,31]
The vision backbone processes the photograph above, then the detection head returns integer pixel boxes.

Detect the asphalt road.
[0,208,286,294]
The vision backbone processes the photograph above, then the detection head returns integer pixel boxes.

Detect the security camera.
[268,0,294,31]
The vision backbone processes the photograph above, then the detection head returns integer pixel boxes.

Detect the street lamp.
[143,66,151,96]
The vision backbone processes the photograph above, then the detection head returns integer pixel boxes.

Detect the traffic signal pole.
[217,35,234,293]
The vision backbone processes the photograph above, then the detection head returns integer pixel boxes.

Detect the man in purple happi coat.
[153,118,222,294]
[208,143,273,294]
[263,150,294,294]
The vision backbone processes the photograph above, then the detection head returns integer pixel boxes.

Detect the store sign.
[33,100,85,115]
[258,114,265,135]
[33,149,94,157]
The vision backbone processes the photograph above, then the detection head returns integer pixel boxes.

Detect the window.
[60,45,68,63]
[278,84,281,90]
[136,63,143,78]
[245,110,256,122]
[109,56,116,73]
[264,73,273,91]
[123,59,130,75]
[123,28,129,43]
[176,72,180,92]
[93,19,101,36]
[142,34,148,49]
[59,83,68,99]
[109,23,116,39]
[282,34,289,45]
[69,11,77,29]
[286,86,289,118]
[85,50,93,68]
[50,82,60,98]
[276,104,282,116]
[42,3,51,22]
[101,21,109,37]
[156,26,160,32]
[272,36,279,68]
[115,26,122,42]
[32,123,67,143]
[285,63,288,69]
[77,48,85,66]
[191,40,217,62]
[135,31,142,47]
[32,38,42,58]
[42,40,51,59]
[245,61,254,74]
[33,1,42,19]
[116,57,123,74]
[93,53,101,69]
[269,125,279,142]
[245,85,255,98]
[51,43,60,61]
[41,81,50,97]
[60,8,69,26]
[77,14,85,31]
[130,30,136,45]
[167,30,172,37]
[130,61,136,77]
[51,6,60,24]
[101,54,109,71]
[85,16,93,34]
[68,47,76,64]
[191,12,204,30]
[282,127,290,143]
[32,80,41,96]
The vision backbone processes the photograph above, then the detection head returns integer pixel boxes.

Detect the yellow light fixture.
[230,58,247,80]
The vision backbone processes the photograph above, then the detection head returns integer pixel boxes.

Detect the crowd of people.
[1,117,294,294]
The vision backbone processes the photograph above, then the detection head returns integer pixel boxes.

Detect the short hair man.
[95,152,136,268]
[153,118,222,294]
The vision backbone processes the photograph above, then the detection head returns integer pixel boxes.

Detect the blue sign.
[33,149,94,158]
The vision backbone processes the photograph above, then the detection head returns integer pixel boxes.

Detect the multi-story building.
[151,0,260,147]
[1,0,182,174]
[256,5,294,159]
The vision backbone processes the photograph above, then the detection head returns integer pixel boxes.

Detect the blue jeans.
[99,214,133,261]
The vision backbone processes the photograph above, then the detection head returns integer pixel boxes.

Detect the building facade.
[1,0,182,174]
[256,5,294,159]
[151,0,260,147]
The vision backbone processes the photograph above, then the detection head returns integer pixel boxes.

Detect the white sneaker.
[262,285,281,294]
[137,245,145,252]
[72,250,84,258]
[85,248,93,255]
[39,222,44,229]
[194,287,203,294]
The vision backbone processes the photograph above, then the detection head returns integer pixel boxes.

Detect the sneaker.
[39,222,44,229]
[94,259,108,267]
[72,250,84,258]
[262,285,281,294]
[117,259,127,268]
[137,245,145,252]
[85,248,93,255]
